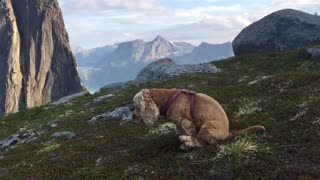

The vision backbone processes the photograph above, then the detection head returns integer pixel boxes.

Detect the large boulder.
[233,9,320,56]
[0,0,84,116]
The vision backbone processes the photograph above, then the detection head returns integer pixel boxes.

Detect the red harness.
[162,89,197,120]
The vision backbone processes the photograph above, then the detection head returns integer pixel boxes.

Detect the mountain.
[174,42,234,64]
[96,36,194,66]
[76,36,195,91]
[1,49,320,178]
[0,0,83,116]
[233,9,320,55]
[74,45,117,67]
[74,36,234,92]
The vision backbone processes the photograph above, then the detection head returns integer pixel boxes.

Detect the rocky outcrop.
[0,131,37,150]
[233,9,320,55]
[0,0,83,116]
[101,58,220,90]
[298,47,320,60]
[136,58,219,83]
[88,105,134,122]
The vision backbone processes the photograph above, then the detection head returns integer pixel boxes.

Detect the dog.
[132,88,265,149]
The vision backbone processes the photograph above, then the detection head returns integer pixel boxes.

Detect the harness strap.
[162,89,196,120]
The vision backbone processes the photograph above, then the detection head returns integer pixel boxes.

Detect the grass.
[0,50,320,179]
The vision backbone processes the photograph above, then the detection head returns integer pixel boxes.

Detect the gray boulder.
[88,105,134,122]
[101,58,220,90]
[305,48,320,60]
[51,131,76,139]
[233,9,320,56]
[0,131,37,150]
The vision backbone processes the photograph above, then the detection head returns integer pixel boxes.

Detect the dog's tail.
[228,125,265,139]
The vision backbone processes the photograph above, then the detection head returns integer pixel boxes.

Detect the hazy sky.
[58,0,320,49]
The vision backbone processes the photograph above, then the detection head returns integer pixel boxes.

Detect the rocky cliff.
[233,9,320,55]
[0,0,83,116]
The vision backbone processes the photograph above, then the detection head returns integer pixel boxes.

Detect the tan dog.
[133,88,265,149]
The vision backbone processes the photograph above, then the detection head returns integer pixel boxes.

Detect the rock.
[88,105,134,122]
[136,58,220,84]
[50,91,88,106]
[298,48,320,60]
[51,132,76,139]
[233,9,320,55]
[101,58,220,90]
[93,94,115,103]
[0,131,37,150]
[0,0,84,116]
[49,123,58,128]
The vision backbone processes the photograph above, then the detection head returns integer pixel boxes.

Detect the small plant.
[213,135,271,171]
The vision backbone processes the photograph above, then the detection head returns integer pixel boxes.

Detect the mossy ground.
[0,51,320,179]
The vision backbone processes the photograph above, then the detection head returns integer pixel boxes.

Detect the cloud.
[147,15,250,45]
[60,0,165,12]
[59,0,320,48]
[174,5,243,18]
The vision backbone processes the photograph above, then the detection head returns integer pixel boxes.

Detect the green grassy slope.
[0,50,319,179]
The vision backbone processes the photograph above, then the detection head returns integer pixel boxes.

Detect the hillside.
[0,50,320,179]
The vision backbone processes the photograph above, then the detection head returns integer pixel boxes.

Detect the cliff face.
[0,0,83,116]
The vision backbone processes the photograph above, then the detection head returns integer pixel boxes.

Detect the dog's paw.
[179,135,192,143]
[179,135,196,149]
[180,144,191,150]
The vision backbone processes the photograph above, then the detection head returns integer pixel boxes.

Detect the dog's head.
[132,89,160,126]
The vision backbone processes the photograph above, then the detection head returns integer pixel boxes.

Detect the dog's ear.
[140,89,160,125]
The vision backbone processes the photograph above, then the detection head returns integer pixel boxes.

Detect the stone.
[93,94,115,103]
[0,131,36,150]
[88,105,134,122]
[298,48,320,60]
[51,131,76,139]
[50,91,88,106]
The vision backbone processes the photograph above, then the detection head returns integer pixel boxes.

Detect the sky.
[57,0,320,49]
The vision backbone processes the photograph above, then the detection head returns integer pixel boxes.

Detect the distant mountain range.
[74,36,234,92]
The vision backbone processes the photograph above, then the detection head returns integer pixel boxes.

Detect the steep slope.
[0,0,83,116]
[0,0,23,115]
[233,9,320,55]
[175,42,234,64]
[0,50,319,179]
